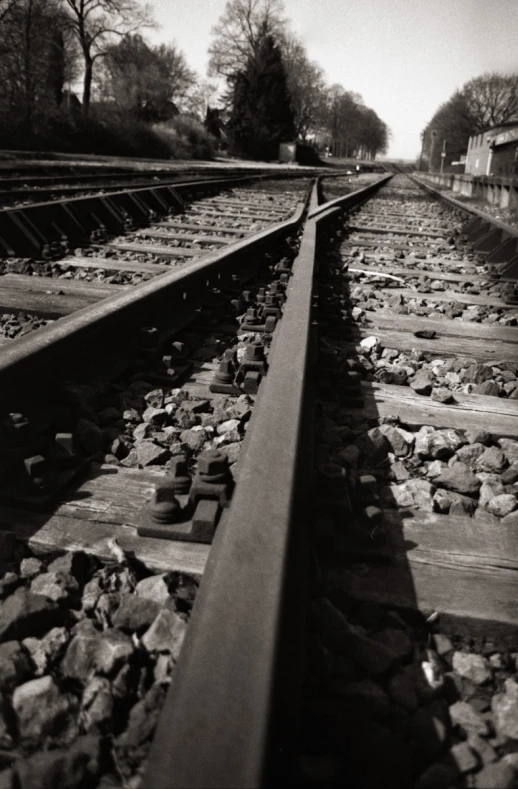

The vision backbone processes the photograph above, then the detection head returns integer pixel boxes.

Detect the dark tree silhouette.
[228,32,295,160]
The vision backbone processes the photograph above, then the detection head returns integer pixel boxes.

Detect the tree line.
[0,0,389,161]
[420,71,518,171]
[209,0,389,160]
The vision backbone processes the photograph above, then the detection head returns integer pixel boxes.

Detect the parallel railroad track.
[2,172,518,788]
[0,165,323,207]
[0,174,309,341]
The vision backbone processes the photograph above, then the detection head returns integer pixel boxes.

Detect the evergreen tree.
[228,32,295,160]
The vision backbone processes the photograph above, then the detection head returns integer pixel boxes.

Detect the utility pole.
[440,139,447,175]
[429,130,437,172]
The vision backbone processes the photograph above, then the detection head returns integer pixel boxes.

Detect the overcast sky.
[147,0,518,160]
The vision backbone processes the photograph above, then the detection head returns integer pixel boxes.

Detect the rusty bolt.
[256,288,266,303]
[24,455,47,490]
[197,450,228,479]
[318,463,347,494]
[245,341,265,361]
[168,455,191,494]
[214,358,235,384]
[242,307,258,323]
[223,348,237,364]
[55,433,75,456]
[149,482,181,524]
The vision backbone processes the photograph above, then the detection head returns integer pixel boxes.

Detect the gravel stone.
[81,577,103,613]
[415,426,464,460]
[30,571,80,605]
[14,734,101,789]
[13,675,79,746]
[0,641,32,689]
[452,651,492,685]
[449,741,479,774]
[141,609,187,657]
[135,574,170,605]
[62,621,100,681]
[142,407,169,426]
[454,443,486,469]
[379,425,414,457]
[502,465,518,485]
[468,733,498,765]
[487,494,517,518]
[480,480,505,508]
[47,552,92,586]
[19,558,43,579]
[94,628,134,675]
[434,464,481,496]
[115,681,167,754]
[385,479,434,511]
[22,627,69,676]
[473,381,500,396]
[474,762,516,788]
[80,676,114,733]
[112,594,161,633]
[491,678,518,741]
[133,423,152,441]
[431,387,454,403]
[499,439,518,466]
[136,440,170,467]
[410,370,435,395]
[449,700,490,736]
[179,427,207,451]
[476,447,507,474]
[0,591,63,642]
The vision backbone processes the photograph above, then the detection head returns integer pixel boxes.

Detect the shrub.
[154,117,216,160]
[0,107,215,160]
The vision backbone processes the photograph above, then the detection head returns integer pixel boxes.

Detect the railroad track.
[0,174,311,341]
[1,172,518,788]
[0,165,320,207]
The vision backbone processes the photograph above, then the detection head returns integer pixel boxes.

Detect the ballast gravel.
[300,198,518,788]
[0,533,197,789]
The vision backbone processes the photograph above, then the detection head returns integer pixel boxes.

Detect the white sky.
[147,0,518,159]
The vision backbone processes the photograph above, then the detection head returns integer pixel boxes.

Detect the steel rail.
[0,171,323,257]
[411,174,518,238]
[143,175,392,789]
[411,174,518,278]
[0,194,310,413]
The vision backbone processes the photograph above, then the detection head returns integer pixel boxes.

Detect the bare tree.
[61,0,154,115]
[101,34,196,121]
[462,71,518,130]
[208,0,286,81]
[283,34,326,141]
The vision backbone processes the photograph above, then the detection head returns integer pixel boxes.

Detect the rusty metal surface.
[142,178,388,789]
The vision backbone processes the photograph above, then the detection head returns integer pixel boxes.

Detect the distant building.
[465,122,518,177]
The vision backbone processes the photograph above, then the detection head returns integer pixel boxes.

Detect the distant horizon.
[147,0,518,159]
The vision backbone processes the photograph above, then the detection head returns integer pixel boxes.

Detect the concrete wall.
[419,172,518,213]
[465,125,518,177]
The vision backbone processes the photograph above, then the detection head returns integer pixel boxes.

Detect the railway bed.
[2,173,518,788]
[0,178,308,340]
